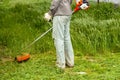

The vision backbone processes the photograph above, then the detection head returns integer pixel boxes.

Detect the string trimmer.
[15,25,52,62]
[15,0,89,62]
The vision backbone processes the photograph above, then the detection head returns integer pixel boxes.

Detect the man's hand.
[44,12,52,21]
[80,3,89,10]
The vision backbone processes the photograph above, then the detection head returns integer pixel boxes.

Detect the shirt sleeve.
[48,0,62,16]
[70,0,72,4]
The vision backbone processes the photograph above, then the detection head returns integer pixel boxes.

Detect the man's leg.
[64,16,74,67]
[52,16,65,69]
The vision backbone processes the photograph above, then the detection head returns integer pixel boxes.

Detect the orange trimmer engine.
[74,0,83,12]
[73,0,89,13]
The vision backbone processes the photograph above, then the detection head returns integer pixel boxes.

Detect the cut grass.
[0,52,120,80]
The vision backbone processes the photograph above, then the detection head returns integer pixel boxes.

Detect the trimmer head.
[15,53,30,62]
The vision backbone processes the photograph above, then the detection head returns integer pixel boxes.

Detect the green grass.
[0,0,120,79]
[0,0,53,57]
[0,52,120,80]
[0,0,120,56]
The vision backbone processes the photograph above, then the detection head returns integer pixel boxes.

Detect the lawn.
[0,52,120,80]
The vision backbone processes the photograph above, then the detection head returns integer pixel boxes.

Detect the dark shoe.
[67,66,74,68]
[66,64,74,68]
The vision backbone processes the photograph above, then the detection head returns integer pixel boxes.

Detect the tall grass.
[0,0,53,56]
[71,3,120,55]
[0,0,120,57]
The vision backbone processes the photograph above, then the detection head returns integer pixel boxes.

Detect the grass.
[0,52,120,80]
[0,0,120,55]
[0,0,120,79]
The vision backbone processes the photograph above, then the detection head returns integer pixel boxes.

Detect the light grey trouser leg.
[64,19,74,67]
[52,16,74,68]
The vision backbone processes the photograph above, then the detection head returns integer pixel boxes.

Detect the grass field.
[0,52,120,80]
[0,0,120,80]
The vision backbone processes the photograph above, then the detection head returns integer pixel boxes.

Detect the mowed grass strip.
[0,52,120,80]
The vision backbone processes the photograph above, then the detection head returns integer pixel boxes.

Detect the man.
[44,0,89,69]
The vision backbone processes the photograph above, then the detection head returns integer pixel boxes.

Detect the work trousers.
[52,16,74,68]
